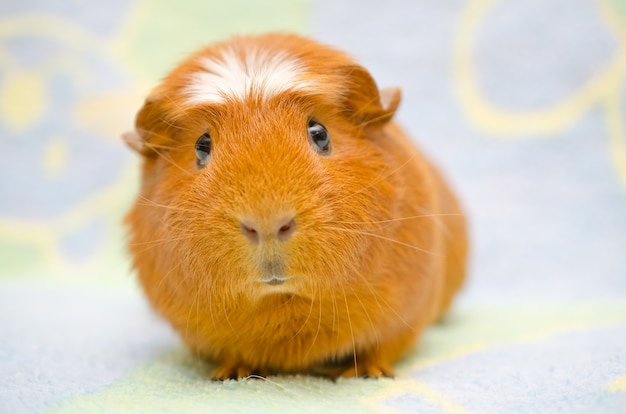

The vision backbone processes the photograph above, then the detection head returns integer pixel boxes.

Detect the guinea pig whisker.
[287,284,317,344]
[196,280,203,344]
[131,129,192,176]
[129,236,195,257]
[332,150,419,207]
[330,287,339,351]
[134,201,203,215]
[222,276,240,340]
[349,267,387,319]
[364,148,420,188]
[339,282,358,377]
[153,261,184,311]
[149,145,194,177]
[207,276,218,331]
[136,129,177,143]
[156,117,197,136]
[346,283,380,352]
[160,222,204,235]
[352,95,384,125]
[144,141,193,152]
[134,128,184,149]
[170,263,203,335]
[138,137,194,156]
[185,278,201,341]
[327,226,445,257]
[243,375,290,390]
[128,235,194,247]
[303,288,323,360]
[352,268,415,333]
[135,195,207,215]
[334,213,465,226]
[331,164,387,206]
[358,110,394,128]
[161,92,194,120]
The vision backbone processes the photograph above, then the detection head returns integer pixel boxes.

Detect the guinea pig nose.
[240,221,260,243]
[276,217,296,242]
[240,216,296,243]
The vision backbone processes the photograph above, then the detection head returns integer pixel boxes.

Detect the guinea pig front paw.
[210,361,268,381]
[339,359,395,379]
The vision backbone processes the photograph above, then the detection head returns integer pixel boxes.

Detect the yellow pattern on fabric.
[453,0,626,188]
[609,374,626,392]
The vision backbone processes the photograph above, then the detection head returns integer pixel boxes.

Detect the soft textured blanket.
[1,0,625,413]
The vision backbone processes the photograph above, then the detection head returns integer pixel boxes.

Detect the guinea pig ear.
[379,87,402,119]
[122,94,165,157]
[122,130,146,154]
[343,65,402,126]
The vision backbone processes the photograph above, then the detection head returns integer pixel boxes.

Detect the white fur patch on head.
[183,47,314,105]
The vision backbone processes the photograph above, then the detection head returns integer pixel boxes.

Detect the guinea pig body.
[124,33,467,379]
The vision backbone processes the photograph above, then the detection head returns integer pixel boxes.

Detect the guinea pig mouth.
[258,261,289,286]
[260,276,290,286]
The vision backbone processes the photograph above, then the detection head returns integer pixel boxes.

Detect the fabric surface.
[1,0,625,413]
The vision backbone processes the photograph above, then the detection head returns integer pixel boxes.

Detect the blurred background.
[1,0,624,300]
[2,1,626,412]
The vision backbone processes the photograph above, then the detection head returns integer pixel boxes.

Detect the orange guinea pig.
[123,33,468,380]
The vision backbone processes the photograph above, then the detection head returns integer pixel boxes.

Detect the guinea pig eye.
[195,132,212,168]
[307,119,331,154]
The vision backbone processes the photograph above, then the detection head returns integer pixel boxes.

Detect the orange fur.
[124,33,468,379]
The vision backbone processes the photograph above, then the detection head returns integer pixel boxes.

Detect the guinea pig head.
[124,34,403,307]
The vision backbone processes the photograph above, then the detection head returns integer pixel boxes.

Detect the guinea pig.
[123,33,468,380]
